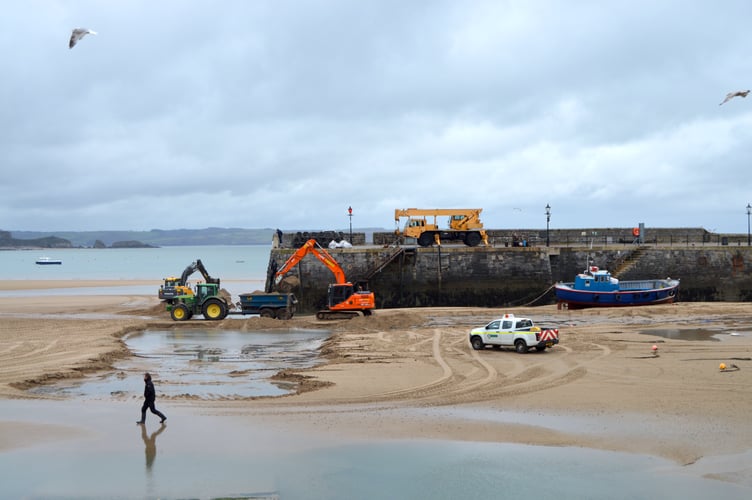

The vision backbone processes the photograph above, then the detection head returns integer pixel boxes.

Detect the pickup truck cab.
[469,313,559,353]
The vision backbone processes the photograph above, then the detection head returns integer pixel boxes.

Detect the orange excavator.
[274,238,375,320]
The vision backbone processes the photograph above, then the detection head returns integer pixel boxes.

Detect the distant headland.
[0,230,155,249]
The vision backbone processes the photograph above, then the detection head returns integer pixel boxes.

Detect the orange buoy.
[632,227,640,237]
[720,363,727,371]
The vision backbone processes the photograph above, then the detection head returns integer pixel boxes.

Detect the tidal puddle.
[639,328,733,341]
[3,435,749,499]
[31,328,330,399]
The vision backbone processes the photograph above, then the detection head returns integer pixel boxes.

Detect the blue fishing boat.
[555,265,679,309]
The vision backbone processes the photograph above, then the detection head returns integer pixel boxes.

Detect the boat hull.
[35,259,62,265]
[555,280,679,309]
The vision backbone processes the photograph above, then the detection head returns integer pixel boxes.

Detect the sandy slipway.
[0,284,751,487]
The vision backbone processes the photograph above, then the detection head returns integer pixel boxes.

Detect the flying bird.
[719,90,750,106]
[69,28,97,49]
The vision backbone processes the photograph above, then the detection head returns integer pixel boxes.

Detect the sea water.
[0,245,271,281]
[0,245,272,297]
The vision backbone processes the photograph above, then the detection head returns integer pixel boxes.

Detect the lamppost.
[747,203,751,246]
[545,204,551,247]
[348,206,353,244]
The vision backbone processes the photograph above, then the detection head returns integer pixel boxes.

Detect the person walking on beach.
[137,372,166,425]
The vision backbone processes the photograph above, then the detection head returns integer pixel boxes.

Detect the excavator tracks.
[316,310,363,320]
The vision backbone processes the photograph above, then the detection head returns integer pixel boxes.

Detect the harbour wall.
[267,234,752,312]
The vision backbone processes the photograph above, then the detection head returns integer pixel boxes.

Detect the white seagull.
[719,90,750,106]
[69,28,97,49]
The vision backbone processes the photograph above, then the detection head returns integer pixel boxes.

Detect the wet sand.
[0,281,751,487]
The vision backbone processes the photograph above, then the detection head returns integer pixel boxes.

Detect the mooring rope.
[511,283,556,307]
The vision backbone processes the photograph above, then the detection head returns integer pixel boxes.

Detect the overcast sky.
[3,1,752,234]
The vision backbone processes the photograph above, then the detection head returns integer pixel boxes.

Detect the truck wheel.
[259,308,274,318]
[515,339,529,354]
[277,308,292,320]
[170,304,190,321]
[418,232,434,247]
[470,336,485,350]
[465,232,482,247]
[202,298,227,320]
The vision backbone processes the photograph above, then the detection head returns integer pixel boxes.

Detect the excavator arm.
[177,259,220,287]
[275,239,347,285]
[195,259,220,285]
[179,262,199,286]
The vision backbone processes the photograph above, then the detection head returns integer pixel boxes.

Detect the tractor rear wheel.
[170,304,190,321]
[202,298,227,320]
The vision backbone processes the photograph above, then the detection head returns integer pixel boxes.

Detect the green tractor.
[166,282,228,321]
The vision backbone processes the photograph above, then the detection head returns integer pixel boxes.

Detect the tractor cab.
[194,282,220,301]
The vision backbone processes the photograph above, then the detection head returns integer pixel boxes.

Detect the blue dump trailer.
[233,292,298,320]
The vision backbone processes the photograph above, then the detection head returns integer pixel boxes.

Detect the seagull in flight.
[719,90,750,106]
[69,28,97,49]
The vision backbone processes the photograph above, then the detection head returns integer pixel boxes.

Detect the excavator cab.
[326,282,374,316]
[159,276,194,301]
[328,283,355,307]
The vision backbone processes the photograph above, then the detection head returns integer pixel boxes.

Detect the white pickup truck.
[469,313,559,353]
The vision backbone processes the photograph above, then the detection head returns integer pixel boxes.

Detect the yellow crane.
[394,208,489,247]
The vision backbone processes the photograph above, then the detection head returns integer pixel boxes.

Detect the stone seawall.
[266,245,752,313]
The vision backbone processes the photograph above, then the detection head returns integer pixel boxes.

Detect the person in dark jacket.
[137,372,166,425]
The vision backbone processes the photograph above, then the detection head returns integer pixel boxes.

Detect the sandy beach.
[1,280,751,489]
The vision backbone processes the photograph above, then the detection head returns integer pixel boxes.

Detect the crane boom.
[275,239,347,284]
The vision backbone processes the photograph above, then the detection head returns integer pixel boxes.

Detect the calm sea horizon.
[0,245,272,297]
[0,245,271,281]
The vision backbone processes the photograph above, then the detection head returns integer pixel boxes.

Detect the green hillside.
[9,228,276,247]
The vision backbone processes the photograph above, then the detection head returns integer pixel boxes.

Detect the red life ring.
[632,227,640,237]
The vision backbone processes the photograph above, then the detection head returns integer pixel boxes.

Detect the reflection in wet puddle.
[31,328,330,399]
[639,328,739,341]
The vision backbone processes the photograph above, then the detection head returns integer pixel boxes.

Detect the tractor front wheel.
[170,304,190,321]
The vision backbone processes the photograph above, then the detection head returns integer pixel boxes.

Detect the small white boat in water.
[36,256,62,265]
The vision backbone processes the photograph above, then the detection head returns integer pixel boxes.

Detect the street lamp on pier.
[348,206,353,244]
[747,203,751,246]
[545,204,551,247]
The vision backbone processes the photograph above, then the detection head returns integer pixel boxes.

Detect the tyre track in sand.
[308,326,594,407]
